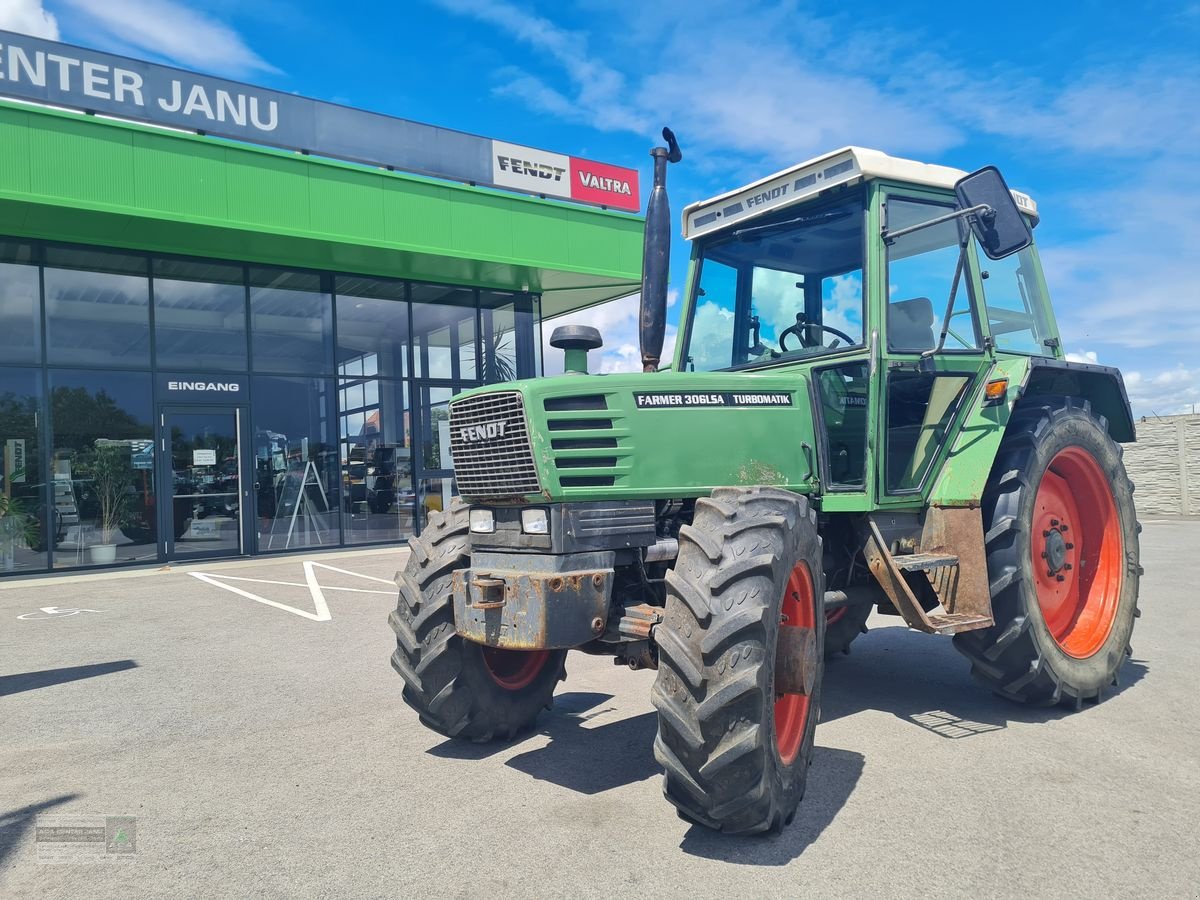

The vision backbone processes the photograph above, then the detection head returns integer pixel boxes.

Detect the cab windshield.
[680,194,865,371]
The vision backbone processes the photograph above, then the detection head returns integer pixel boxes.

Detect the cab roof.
[682,146,1038,240]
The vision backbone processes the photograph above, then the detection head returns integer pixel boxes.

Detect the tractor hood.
[447,371,817,503]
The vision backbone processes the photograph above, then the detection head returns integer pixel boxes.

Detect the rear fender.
[928,356,1135,508]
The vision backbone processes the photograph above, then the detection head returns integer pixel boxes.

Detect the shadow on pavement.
[430,690,661,794]
[0,660,139,697]
[425,691,617,761]
[505,706,660,795]
[678,746,865,864]
[0,794,81,868]
[820,623,1149,736]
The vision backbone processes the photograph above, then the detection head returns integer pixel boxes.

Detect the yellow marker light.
[984,378,1009,403]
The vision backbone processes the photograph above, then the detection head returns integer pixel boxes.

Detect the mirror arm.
[883,203,992,243]
[921,238,968,362]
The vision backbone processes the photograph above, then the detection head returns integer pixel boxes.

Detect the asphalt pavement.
[1,522,1197,898]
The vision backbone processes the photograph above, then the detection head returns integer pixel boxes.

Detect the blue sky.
[4,0,1199,415]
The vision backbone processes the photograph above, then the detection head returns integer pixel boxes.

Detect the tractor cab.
[677,146,1057,505]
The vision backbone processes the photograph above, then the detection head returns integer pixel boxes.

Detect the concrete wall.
[1122,414,1200,516]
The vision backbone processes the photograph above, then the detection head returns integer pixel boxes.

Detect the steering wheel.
[779,313,856,352]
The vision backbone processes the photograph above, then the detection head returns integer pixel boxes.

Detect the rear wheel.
[954,398,1140,707]
[652,486,824,834]
[389,500,566,741]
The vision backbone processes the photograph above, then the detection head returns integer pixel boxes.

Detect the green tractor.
[389,130,1140,833]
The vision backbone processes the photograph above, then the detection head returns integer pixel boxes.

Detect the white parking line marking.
[189,560,395,621]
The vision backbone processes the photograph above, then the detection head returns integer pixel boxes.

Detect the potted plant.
[87,443,133,564]
[0,485,38,572]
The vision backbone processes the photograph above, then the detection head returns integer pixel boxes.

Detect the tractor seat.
[889,297,936,351]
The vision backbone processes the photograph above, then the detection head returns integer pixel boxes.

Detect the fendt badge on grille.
[459,420,510,443]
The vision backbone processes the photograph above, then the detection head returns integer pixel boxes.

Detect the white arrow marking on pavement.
[189,561,394,621]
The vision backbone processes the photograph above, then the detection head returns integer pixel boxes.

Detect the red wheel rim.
[825,606,847,625]
[775,562,815,765]
[481,647,549,691]
[1031,446,1123,658]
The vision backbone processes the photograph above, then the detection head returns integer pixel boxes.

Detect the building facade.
[0,98,642,576]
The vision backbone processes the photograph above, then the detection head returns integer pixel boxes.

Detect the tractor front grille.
[448,391,541,498]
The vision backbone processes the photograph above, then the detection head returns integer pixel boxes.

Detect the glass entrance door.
[163,407,245,559]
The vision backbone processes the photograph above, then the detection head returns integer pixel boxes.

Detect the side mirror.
[954,166,1032,260]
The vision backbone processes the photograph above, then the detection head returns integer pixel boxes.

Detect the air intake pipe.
[639,127,682,373]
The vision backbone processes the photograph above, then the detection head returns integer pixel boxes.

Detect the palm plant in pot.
[0,477,38,572]
[87,443,133,564]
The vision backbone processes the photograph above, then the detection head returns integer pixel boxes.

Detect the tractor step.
[864,512,994,636]
[924,613,993,634]
[895,552,959,572]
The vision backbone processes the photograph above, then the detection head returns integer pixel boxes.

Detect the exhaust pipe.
[639,127,682,373]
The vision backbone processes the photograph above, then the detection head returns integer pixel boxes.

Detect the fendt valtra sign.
[0,30,640,212]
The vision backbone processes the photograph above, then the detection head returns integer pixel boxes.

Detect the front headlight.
[520,508,549,535]
[469,508,495,534]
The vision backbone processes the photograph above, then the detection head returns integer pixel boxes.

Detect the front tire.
[389,500,566,741]
[652,486,824,834]
[954,398,1140,707]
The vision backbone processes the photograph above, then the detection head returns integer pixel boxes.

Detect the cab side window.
[979,247,1053,354]
[885,199,981,352]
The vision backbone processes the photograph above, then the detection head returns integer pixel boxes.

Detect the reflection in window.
[335,276,410,379]
[45,246,150,367]
[252,375,340,551]
[886,199,979,352]
[0,242,41,364]
[886,372,972,492]
[0,368,47,573]
[154,258,248,371]
[412,284,477,380]
[250,269,333,374]
[479,291,535,382]
[340,377,413,545]
[49,370,156,568]
[816,362,869,488]
[980,248,1053,355]
[683,195,865,372]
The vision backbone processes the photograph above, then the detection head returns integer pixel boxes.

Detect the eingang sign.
[0,30,640,213]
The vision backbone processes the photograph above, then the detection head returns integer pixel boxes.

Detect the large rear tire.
[652,486,824,834]
[953,398,1140,707]
[389,500,566,741]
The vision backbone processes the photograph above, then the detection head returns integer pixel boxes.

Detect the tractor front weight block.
[451,550,615,650]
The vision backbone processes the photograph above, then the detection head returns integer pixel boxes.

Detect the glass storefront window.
[154,258,249,371]
[49,370,156,568]
[335,276,410,379]
[45,246,150,368]
[412,284,477,380]
[252,375,340,551]
[249,269,333,375]
[0,242,41,364]
[340,378,413,544]
[0,368,47,573]
[480,290,535,382]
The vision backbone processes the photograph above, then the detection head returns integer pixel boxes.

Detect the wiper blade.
[733,209,852,241]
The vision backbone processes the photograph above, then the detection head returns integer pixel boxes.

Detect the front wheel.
[652,486,824,834]
[954,398,1140,707]
[389,500,566,741]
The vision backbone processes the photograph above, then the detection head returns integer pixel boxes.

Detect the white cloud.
[59,0,279,77]
[541,292,677,375]
[1065,350,1098,364]
[1124,367,1200,418]
[0,0,59,38]
[431,0,647,134]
